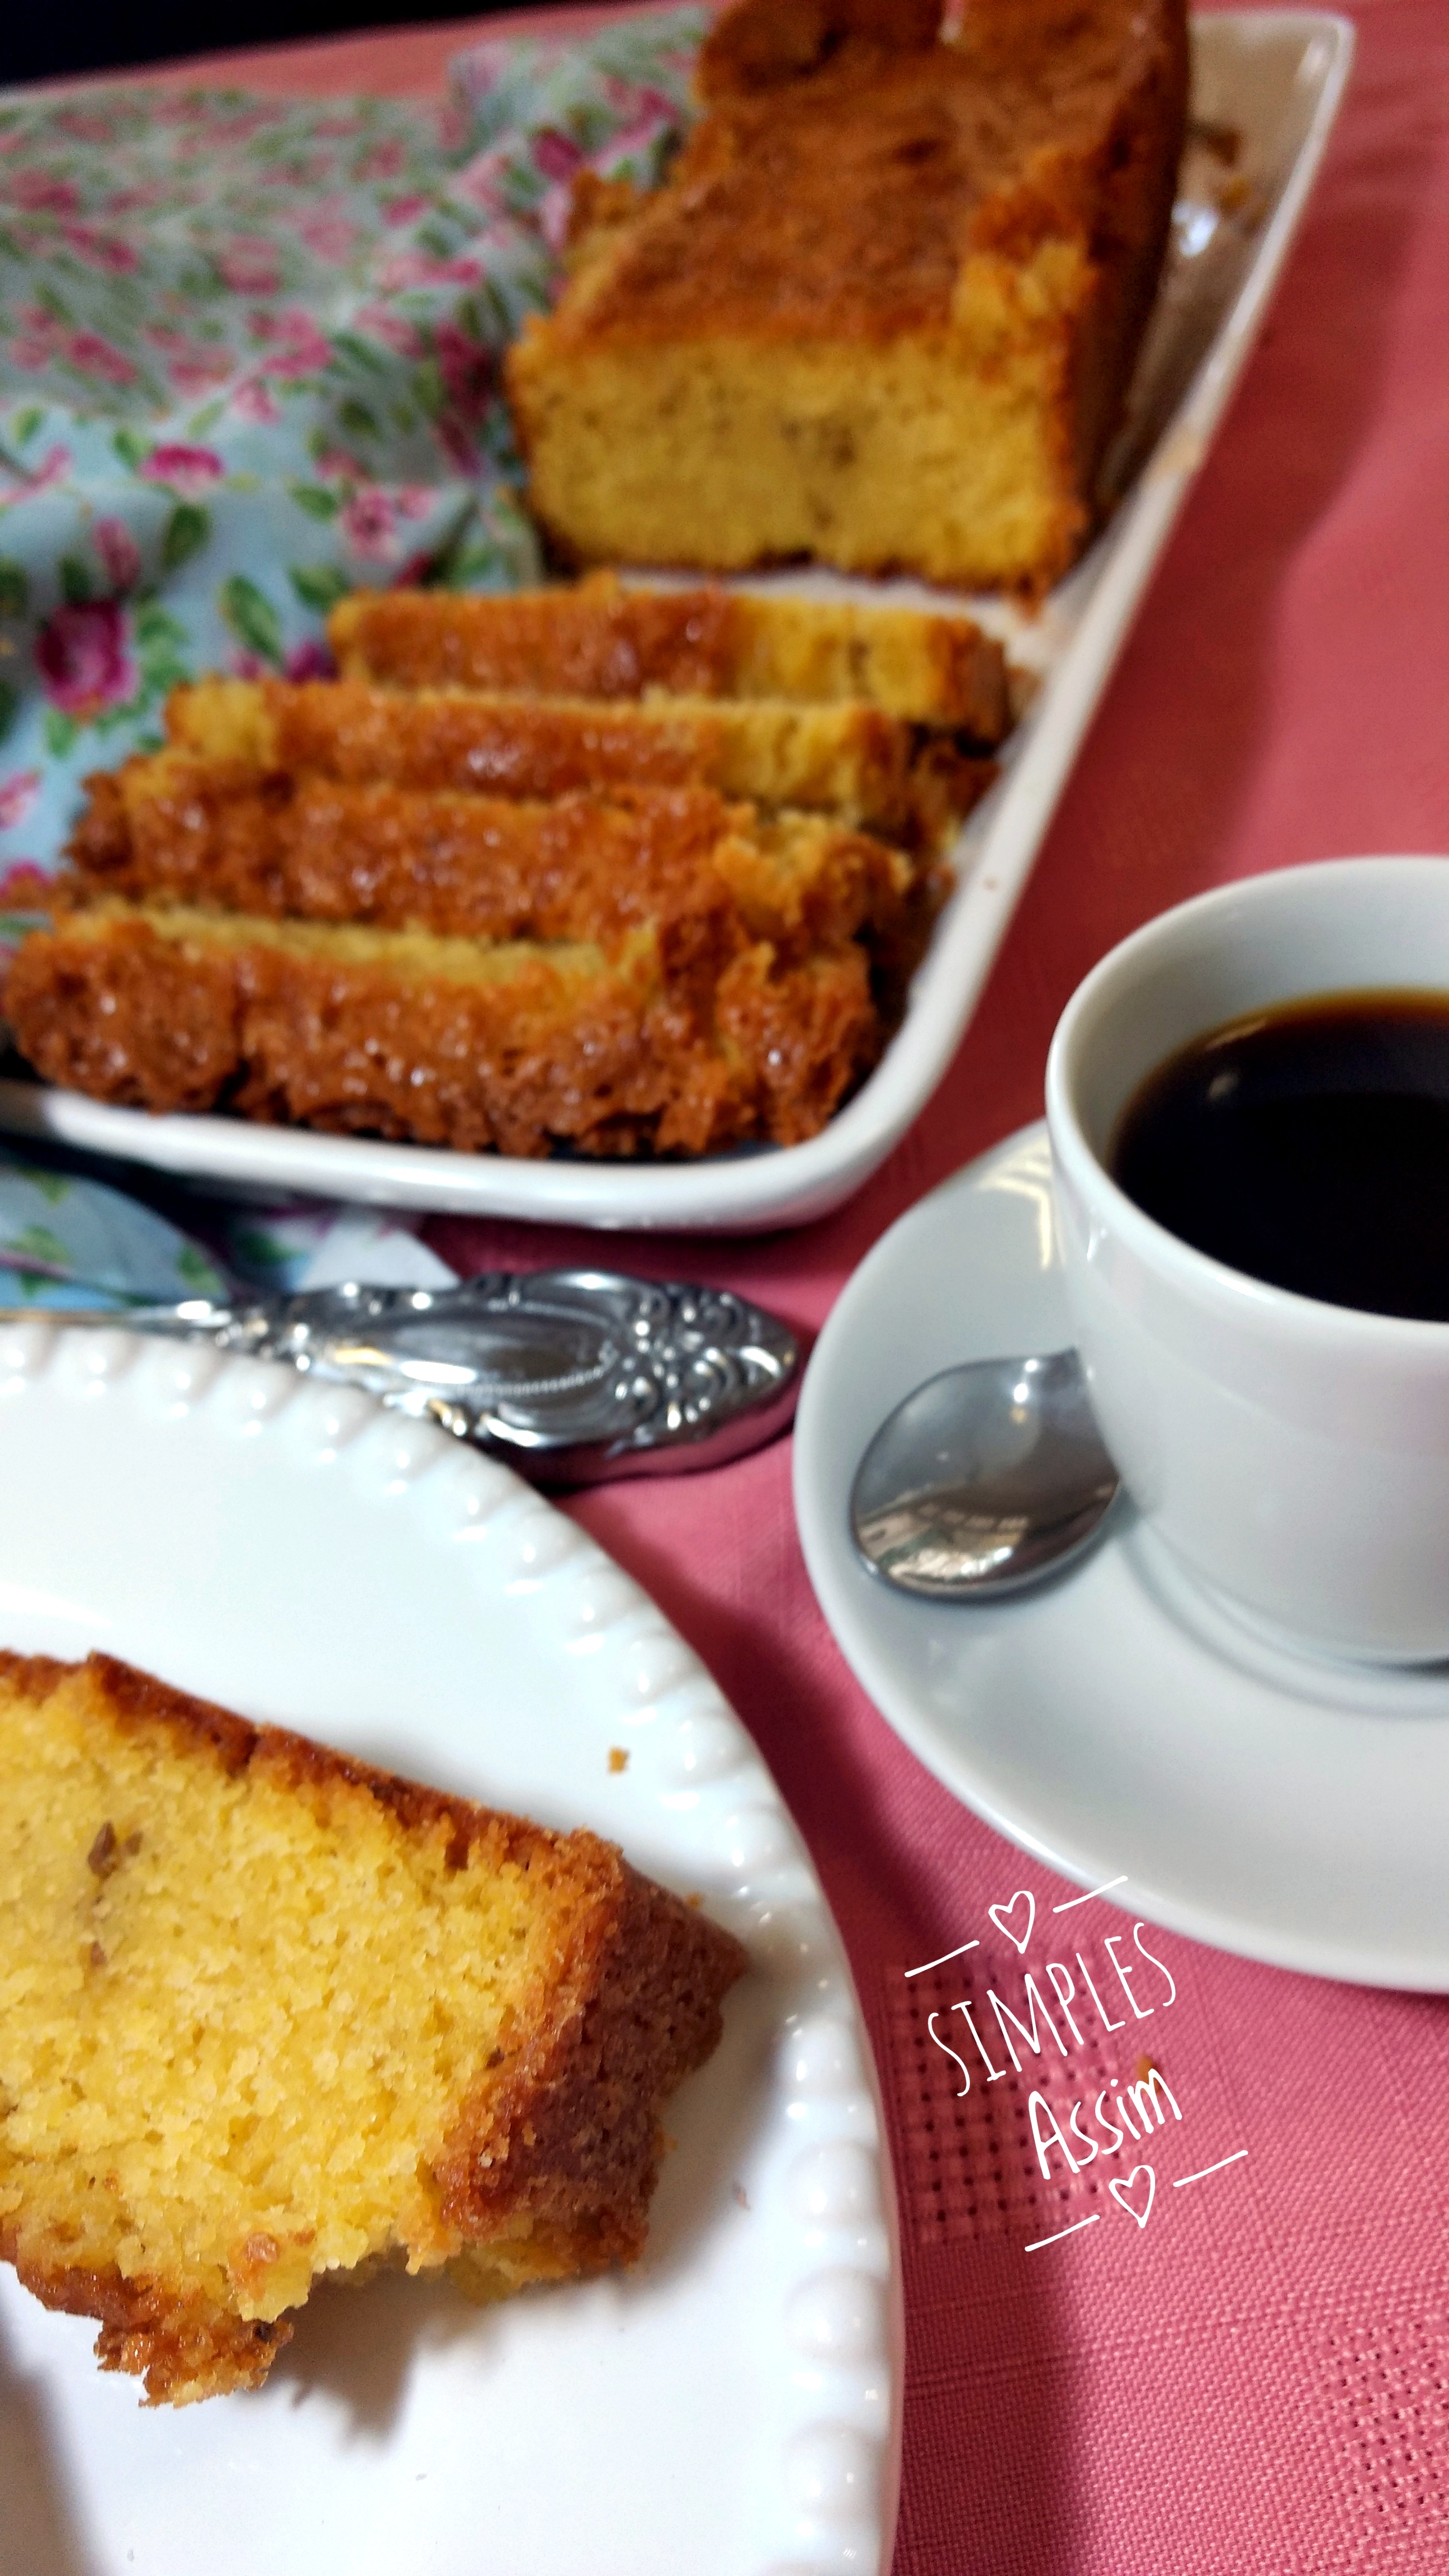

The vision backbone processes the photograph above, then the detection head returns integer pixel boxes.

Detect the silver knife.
[0,1271,799,1485]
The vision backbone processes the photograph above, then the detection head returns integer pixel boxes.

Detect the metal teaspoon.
[850,1348,1120,1598]
[0,1272,801,1486]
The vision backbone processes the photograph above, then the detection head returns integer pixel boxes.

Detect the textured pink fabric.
[127,3,1449,2563]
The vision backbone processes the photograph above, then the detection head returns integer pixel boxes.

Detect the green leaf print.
[42,708,77,759]
[161,503,211,573]
[176,1241,227,1295]
[11,408,43,448]
[0,562,25,618]
[337,397,380,442]
[3,1223,72,1271]
[133,603,188,651]
[0,681,18,747]
[288,563,351,612]
[219,574,284,667]
[112,428,150,471]
[332,332,388,375]
[289,484,340,521]
[11,1167,72,1204]
[59,554,93,607]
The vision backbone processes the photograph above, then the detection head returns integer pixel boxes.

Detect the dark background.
[3,0,571,90]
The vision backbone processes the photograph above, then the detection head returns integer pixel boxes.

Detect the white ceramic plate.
[794,1124,1449,1992]
[0,12,1353,1232]
[0,1323,899,2576]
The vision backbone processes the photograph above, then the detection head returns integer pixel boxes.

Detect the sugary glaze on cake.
[0,1650,746,2404]
[584,0,1178,342]
[70,759,916,970]
[7,576,1001,1158]
[6,899,879,1153]
[329,574,1011,739]
[505,0,1189,588]
[164,676,991,846]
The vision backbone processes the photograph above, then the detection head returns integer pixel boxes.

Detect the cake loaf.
[505,0,1190,590]
[0,1650,746,2404]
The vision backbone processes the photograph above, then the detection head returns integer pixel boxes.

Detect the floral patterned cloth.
[0,1144,461,1306]
[0,8,706,934]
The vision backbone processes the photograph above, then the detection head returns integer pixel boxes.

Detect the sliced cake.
[329,573,1011,740]
[4,897,879,1154]
[0,1650,746,2405]
[163,676,992,847]
[69,760,917,971]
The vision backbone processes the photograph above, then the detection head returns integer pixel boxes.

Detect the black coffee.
[1110,990,1449,1322]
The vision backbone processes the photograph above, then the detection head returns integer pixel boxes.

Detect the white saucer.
[794,1123,1449,1991]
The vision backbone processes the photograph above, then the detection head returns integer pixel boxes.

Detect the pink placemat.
[29,2,1449,2565]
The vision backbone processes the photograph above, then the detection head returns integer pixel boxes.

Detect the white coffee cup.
[1045,856,1449,1663]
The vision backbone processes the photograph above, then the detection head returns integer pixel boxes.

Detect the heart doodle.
[1109,2165,1156,2229]
[988,1890,1035,1954]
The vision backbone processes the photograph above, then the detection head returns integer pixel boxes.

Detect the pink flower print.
[60,222,138,275]
[162,352,235,397]
[602,77,679,126]
[0,861,51,907]
[382,193,430,228]
[229,377,281,425]
[64,333,138,389]
[35,600,136,721]
[7,172,80,214]
[539,187,576,255]
[140,444,224,500]
[391,548,435,590]
[93,517,143,595]
[295,211,361,264]
[340,486,400,564]
[436,413,482,475]
[54,110,116,146]
[217,237,284,296]
[284,638,337,682]
[248,309,334,377]
[315,447,367,483]
[7,305,65,370]
[394,487,433,524]
[107,181,171,216]
[532,127,584,186]
[375,249,483,292]
[354,138,406,182]
[451,154,513,222]
[0,773,42,834]
[0,442,72,510]
[433,323,491,415]
[351,306,422,360]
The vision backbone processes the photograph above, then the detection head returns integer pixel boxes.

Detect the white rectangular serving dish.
[0,12,1353,1232]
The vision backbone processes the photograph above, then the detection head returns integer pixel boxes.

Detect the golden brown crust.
[553,0,1183,349]
[328,579,1010,740]
[697,0,943,102]
[0,1650,747,2402]
[67,759,918,977]
[164,676,979,847]
[504,0,1188,589]
[4,906,880,1156]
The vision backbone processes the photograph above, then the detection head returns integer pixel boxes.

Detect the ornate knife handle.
[11,1271,801,1485]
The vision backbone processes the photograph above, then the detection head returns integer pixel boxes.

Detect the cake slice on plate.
[0,1651,746,2403]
